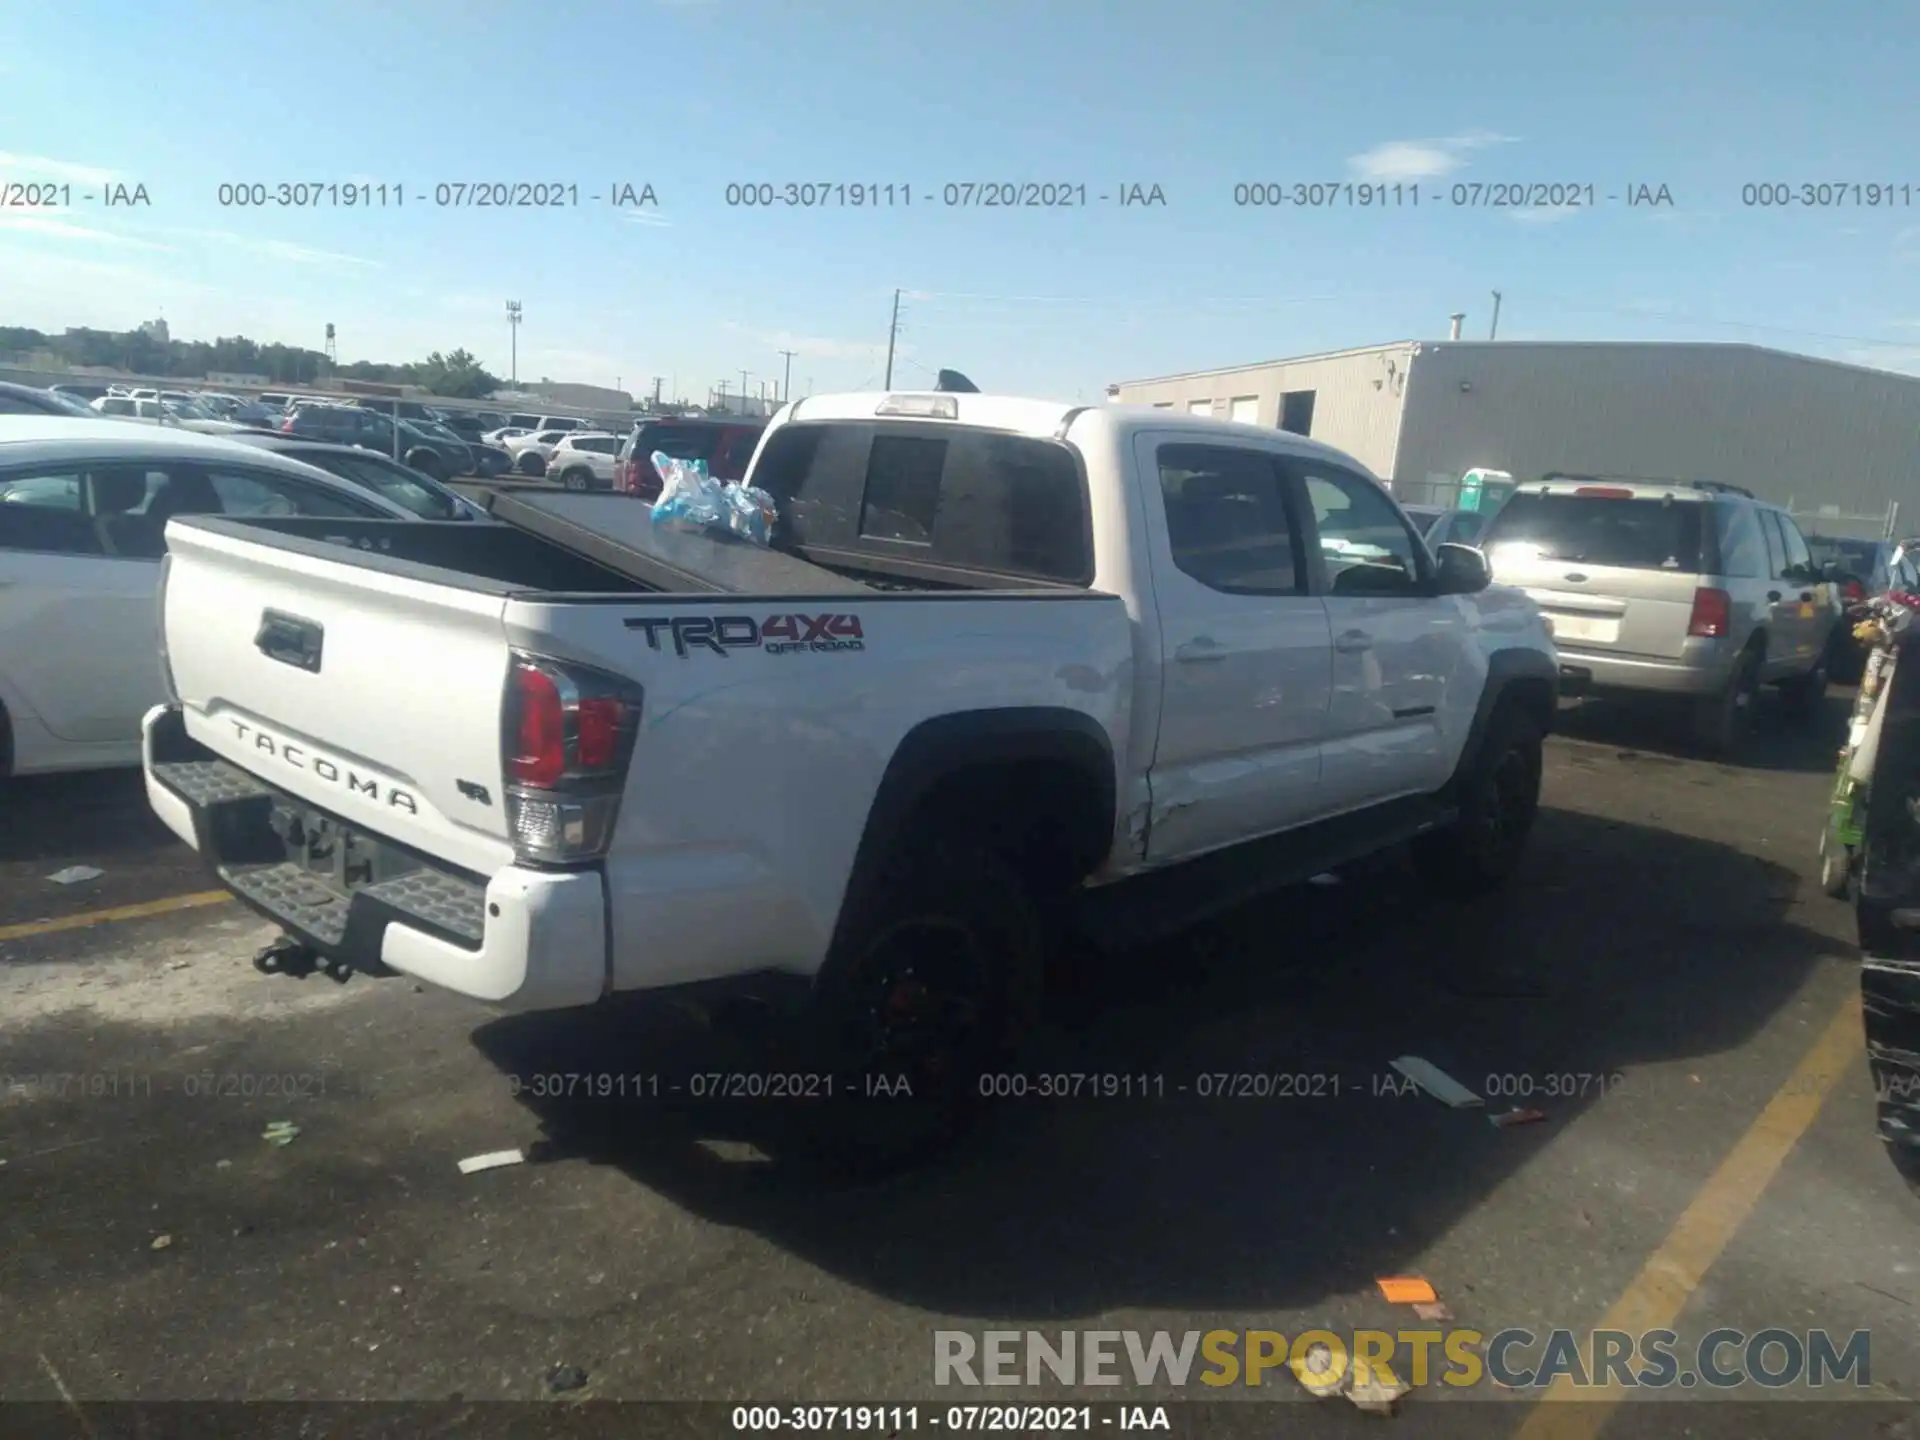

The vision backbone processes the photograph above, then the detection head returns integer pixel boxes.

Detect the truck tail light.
[500,652,644,865]
[1687,587,1732,638]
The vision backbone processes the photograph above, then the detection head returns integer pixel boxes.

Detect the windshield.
[294,449,468,520]
[1480,491,1705,571]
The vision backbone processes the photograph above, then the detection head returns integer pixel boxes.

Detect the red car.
[614,418,766,500]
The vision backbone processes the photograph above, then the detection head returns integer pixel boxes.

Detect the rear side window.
[1482,492,1705,572]
[1711,503,1766,578]
[753,422,1091,584]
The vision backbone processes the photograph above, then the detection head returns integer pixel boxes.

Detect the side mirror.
[1434,542,1492,595]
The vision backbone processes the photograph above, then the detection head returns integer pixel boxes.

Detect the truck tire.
[801,838,1043,1165]
[1413,702,1543,894]
[1817,822,1852,899]
[1693,646,1761,757]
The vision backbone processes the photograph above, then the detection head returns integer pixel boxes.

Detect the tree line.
[0,325,502,399]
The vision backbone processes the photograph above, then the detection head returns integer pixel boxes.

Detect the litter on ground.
[1377,1275,1439,1305]
[1389,1056,1484,1108]
[47,866,104,885]
[1412,1300,1454,1322]
[150,1234,173,1250]
[1490,1107,1549,1129]
[458,1148,526,1175]
[261,1121,300,1147]
[1348,1369,1413,1414]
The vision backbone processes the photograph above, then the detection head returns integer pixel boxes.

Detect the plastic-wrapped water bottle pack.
[647,452,777,546]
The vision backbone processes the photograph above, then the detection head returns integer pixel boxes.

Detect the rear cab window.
[752,421,1092,585]
[1481,489,1708,573]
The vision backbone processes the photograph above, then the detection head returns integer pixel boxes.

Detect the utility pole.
[651,377,663,408]
[778,348,796,402]
[739,370,750,414]
[1489,291,1502,341]
[883,288,901,389]
[506,300,522,384]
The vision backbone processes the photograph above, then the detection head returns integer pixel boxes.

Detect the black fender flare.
[1445,647,1558,798]
[833,707,1117,942]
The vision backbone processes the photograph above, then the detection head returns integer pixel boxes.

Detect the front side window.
[295,450,461,519]
[204,468,376,519]
[1154,443,1303,596]
[1291,460,1425,595]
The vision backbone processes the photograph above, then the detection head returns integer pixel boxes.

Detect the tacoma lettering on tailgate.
[229,720,420,814]
[625,613,866,658]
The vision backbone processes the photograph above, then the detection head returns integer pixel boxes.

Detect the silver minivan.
[1478,475,1843,754]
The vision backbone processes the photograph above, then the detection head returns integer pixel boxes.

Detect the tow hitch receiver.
[253,934,353,985]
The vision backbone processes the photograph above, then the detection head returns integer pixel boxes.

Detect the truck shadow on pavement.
[471,804,1845,1319]
[1550,689,1845,774]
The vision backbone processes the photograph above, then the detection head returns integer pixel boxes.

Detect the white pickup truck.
[143,391,1558,1121]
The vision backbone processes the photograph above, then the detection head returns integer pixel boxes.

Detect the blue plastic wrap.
[648,450,777,546]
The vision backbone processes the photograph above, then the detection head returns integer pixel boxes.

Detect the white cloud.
[721,320,887,361]
[621,209,673,228]
[0,212,173,249]
[0,151,122,187]
[1348,131,1517,183]
[1896,226,1920,261]
[170,227,377,268]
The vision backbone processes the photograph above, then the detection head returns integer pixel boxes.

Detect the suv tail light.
[501,652,644,864]
[281,415,296,433]
[1687,586,1732,638]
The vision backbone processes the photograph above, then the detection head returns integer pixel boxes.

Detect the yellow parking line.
[0,890,233,944]
[1510,988,1865,1440]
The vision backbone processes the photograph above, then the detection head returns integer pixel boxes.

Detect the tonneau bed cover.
[478,488,873,595]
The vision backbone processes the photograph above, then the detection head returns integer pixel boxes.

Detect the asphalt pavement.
[1,690,1916,1437]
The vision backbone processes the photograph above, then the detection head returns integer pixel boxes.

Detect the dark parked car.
[614,416,767,499]
[0,381,103,417]
[282,404,473,481]
[1806,536,1918,681]
[215,433,486,520]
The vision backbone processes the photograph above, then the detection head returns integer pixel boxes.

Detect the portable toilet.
[1458,468,1516,514]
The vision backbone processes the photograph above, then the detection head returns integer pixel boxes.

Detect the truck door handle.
[1334,630,1373,653]
[255,609,325,674]
[1174,638,1226,663]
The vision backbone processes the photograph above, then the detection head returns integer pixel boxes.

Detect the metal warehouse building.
[1110,341,1920,539]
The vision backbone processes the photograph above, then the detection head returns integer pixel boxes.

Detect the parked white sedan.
[0,418,419,777]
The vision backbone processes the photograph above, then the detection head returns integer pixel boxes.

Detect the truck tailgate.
[161,520,517,877]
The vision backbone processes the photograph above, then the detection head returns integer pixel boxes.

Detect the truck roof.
[783,392,1377,471]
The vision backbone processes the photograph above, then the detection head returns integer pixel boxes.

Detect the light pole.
[506,300,522,384]
[778,348,796,402]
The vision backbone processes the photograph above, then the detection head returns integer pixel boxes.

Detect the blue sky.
[3,0,1918,405]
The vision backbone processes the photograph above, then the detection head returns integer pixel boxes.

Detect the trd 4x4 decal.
[625,612,866,657]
